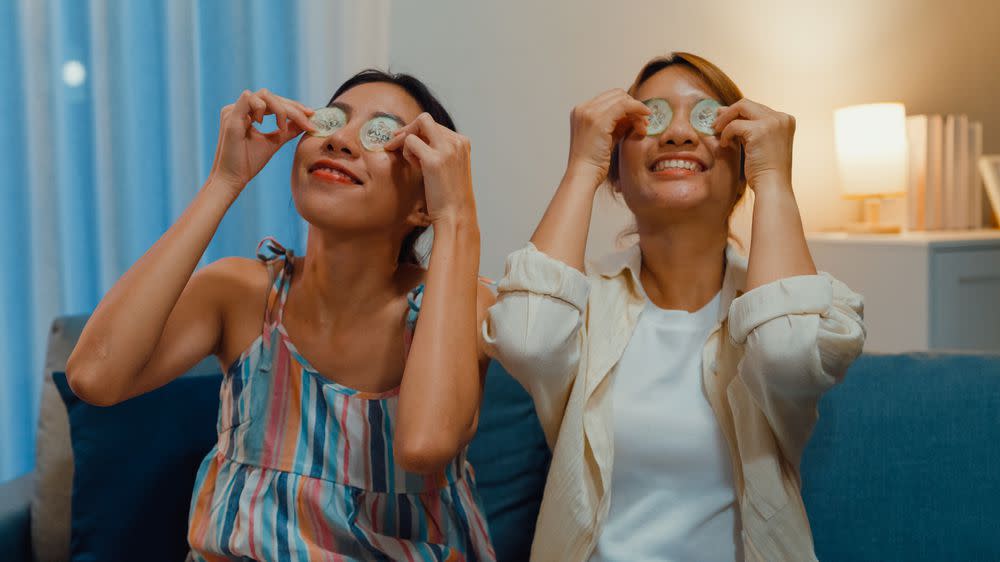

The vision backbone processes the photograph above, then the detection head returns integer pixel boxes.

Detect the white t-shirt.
[590,291,743,562]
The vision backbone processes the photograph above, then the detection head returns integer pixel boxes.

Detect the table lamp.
[833,102,908,233]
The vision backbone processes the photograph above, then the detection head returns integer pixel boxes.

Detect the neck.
[295,226,415,321]
[636,219,728,312]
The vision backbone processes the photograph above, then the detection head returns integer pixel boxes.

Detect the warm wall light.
[834,102,908,233]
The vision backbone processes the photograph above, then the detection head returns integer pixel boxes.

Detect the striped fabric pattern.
[187,238,495,561]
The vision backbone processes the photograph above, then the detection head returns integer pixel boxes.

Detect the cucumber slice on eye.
[691,98,722,136]
[309,106,347,137]
[644,98,672,136]
[360,116,401,152]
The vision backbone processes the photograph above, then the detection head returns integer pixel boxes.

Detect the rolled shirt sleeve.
[483,243,590,446]
[728,272,866,465]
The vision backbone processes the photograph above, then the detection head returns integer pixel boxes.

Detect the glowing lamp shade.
[833,103,908,199]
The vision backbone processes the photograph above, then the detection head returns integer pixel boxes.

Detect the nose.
[656,107,699,147]
[322,125,358,156]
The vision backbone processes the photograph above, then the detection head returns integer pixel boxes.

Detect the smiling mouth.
[650,159,706,174]
[308,163,361,185]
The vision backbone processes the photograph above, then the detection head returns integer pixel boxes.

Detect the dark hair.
[328,69,457,266]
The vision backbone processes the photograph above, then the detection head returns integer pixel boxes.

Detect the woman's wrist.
[562,161,606,192]
[432,211,480,243]
[749,172,794,200]
[201,175,244,209]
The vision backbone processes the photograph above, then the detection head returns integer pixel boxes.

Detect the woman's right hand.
[209,88,316,197]
[565,88,651,186]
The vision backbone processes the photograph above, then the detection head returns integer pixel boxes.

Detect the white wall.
[387,0,1000,279]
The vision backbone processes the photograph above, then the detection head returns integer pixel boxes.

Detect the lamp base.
[845,197,901,234]
[844,222,901,234]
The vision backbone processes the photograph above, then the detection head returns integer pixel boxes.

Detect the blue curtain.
[0,0,311,482]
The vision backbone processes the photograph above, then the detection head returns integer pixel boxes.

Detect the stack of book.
[905,114,990,230]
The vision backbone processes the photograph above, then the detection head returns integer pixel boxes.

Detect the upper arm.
[481,244,591,445]
[123,257,260,400]
[476,280,497,373]
[730,272,866,463]
[463,281,497,443]
[481,243,590,372]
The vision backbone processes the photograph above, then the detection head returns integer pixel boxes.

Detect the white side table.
[806,230,1000,353]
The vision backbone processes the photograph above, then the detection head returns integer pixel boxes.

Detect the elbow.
[485,310,579,377]
[743,318,835,395]
[393,432,464,475]
[65,354,125,407]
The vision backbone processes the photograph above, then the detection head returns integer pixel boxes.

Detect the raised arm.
[714,98,815,287]
[66,89,314,406]
[716,99,865,463]
[385,114,490,474]
[531,89,651,271]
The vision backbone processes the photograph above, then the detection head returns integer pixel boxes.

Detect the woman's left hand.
[384,113,476,225]
[714,99,796,193]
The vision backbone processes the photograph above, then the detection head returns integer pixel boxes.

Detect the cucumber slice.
[309,106,347,137]
[691,98,722,136]
[644,98,672,136]
[360,116,401,152]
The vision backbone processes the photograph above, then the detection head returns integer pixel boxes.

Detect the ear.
[406,199,432,228]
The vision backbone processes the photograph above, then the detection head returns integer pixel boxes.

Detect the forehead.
[635,65,718,103]
[332,82,423,123]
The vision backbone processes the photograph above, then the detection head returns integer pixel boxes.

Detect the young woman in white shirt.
[484,52,866,561]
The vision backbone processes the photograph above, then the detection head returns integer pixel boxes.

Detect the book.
[926,115,944,230]
[970,121,984,228]
[906,115,928,230]
[981,157,1000,228]
[954,115,970,230]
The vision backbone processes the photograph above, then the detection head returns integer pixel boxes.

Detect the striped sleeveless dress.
[187,239,495,561]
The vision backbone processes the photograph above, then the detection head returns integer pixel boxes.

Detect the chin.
[631,179,714,212]
[292,192,365,231]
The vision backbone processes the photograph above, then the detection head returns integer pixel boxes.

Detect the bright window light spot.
[62,60,86,87]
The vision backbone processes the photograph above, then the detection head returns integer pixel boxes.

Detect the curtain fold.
[1,0,390,482]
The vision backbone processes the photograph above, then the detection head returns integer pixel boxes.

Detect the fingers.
[392,113,449,147]
[248,96,265,124]
[384,112,459,154]
[402,133,434,166]
[229,88,316,135]
[714,98,771,134]
[257,89,312,133]
[261,117,311,144]
[716,98,795,147]
[400,137,422,169]
[391,120,470,173]
[719,118,754,149]
[578,89,650,137]
[383,128,408,152]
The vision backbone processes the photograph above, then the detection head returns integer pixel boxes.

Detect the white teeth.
[653,159,702,172]
[315,167,356,182]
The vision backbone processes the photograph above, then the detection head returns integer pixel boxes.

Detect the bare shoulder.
[191,256,270,302]
[196,257,273,367]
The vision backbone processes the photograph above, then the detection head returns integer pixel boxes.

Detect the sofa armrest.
[0,472,34,562]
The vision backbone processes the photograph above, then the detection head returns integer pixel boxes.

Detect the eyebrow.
[327,102,404,124]
[373,111,405,125]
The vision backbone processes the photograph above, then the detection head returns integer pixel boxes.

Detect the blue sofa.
[2,316,998,560]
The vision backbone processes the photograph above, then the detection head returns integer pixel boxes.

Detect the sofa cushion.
[54,366,221,562]
[31,315,87,562]
[468,360,551,561]
[802,352,1000,560]
[0,472,33,562]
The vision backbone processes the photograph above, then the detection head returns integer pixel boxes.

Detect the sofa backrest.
[802,352,1000,560]
[32,315,549,561]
